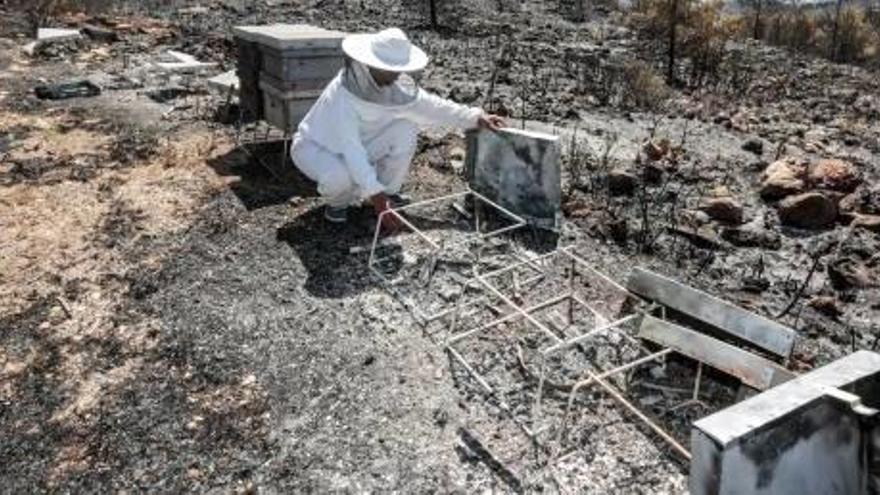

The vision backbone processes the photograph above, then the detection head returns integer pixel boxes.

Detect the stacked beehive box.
[232,24,346,131]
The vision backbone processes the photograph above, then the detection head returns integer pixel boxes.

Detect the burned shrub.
[758,3,880,65]
[564,47,671,111]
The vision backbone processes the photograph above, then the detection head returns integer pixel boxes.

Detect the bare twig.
[777,252,822,319]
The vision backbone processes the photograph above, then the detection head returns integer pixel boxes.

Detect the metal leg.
[667,361,709,412]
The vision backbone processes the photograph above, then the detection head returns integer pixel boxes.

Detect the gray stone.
[699,197,744,224]
[742,137,764,155]
[759,159,807,200]
[608,169,638,196]
[852,214,880,233]
[82,24,118,42]
[778,192,838,229]
[808,158,860,192]
[465,127,561,228]
[720,225,781,249]
[690,350,880,495]
[827,256,872,290]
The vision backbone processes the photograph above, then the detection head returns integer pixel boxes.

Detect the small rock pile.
[758,157,877,230]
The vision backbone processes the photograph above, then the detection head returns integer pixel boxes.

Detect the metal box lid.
[232,24,346,51]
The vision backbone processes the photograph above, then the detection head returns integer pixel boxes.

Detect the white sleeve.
[406,89,484,130]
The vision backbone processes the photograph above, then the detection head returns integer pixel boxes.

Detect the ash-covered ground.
[1,0,879,492]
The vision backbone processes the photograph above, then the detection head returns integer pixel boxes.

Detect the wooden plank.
[627,267,795,360]
[639,316,795,391]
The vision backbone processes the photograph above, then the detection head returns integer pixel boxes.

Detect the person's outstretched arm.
[407,89,505,131]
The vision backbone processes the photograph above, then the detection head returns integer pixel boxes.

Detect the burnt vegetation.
[1,0,879,491]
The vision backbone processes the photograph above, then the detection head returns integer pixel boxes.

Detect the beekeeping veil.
[340,27,428,106]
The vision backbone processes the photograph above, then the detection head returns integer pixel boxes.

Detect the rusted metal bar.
[590,371,692,460]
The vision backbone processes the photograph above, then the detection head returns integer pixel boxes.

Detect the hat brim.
[341,33,429,73]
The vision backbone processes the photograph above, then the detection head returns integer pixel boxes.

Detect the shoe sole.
[324,211,347,223]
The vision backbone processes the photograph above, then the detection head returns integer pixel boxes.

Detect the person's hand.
[478,113,505,131]
[371,193,401,232]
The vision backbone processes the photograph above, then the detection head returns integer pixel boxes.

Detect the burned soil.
[2,0,879,492]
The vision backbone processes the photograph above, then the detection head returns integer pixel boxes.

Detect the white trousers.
[291,120,418,207]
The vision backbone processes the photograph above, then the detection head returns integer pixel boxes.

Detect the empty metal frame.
[442,246,694,465]
[364,193,702,478]
[367,189,528,324]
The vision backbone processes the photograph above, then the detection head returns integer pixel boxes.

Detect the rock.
[608,169,638,196]
[22,41,38,57]
[642,162,664,184]
[448,146,465,161]
[759,159,807,200]
[438,282,462,302]
[47,304,68,324]
[82,24,119,42]
[680,209,711,227]
[741,275,770,293]
[778,192,837,229]
[742,138,764,155]
[448,146,465,173]
[425,148,445,169]
[721,225,781,250]
[808,158,860,192]
[607,218,628,244]
[642,139,668,161]
[827,256,871,290]
[808,296,843,318]
[839,193,859,213]
[563,203,591,218]
[851,214,880,233]
[667,225,723,250]
[708,185,731,197]
[698,197,744,224]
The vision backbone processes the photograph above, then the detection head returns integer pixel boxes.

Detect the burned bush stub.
[466,128,561,229]
[690,350,880,495]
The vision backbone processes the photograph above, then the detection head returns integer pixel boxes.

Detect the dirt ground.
[2,0,879,492]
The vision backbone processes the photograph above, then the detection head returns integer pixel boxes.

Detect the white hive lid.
[233,24,346,50]
[498,127,559,142]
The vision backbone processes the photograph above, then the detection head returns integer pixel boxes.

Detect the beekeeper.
[291,27,504,226]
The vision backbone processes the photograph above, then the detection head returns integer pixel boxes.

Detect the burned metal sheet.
[465,127,561,229]
[627,268,796,360]
[690,351,880,495]
[639,315,794,390]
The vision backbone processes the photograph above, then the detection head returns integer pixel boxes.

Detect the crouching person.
[291,27,504,228]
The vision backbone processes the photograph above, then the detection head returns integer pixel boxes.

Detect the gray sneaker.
[324,205,348,223]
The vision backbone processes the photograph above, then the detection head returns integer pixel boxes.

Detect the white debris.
[155,50,217,73]
[178,5,209,14]
[207,70,239,93]
[22,42,38,56]
[37,28,82,42]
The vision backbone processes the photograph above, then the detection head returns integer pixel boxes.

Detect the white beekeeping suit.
[291,28,484,208]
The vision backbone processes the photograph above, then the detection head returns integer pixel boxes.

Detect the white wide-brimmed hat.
[341,28,429,73]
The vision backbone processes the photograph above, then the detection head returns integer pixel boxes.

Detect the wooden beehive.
[232,24,345,130]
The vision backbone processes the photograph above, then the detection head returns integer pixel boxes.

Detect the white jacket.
[296,72,483,197]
